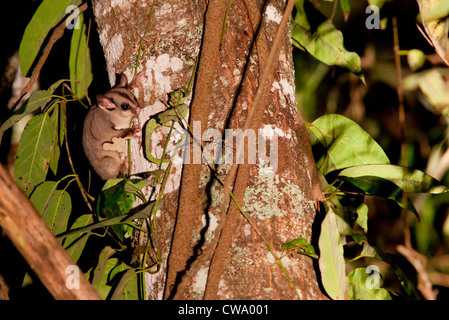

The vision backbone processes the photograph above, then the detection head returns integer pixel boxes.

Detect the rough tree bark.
[0,164,101,300]
[92,0,326,300]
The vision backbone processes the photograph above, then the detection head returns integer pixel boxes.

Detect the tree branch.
[10,2,89,113]
[0,164,100,300]
[396,244,437,300]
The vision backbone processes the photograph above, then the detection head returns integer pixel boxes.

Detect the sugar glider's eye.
[121,104,130,111]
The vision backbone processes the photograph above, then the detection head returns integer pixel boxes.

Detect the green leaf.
[19,0,82,76]
[337,163,448,220]
[93,282,111,300]
[329,188,364,229]
[157,104,189,124]
[102,180,136,212]
[144,87,190,164]
[318,208,347,300]
[144,118,171,164]
[338,163,449,220]
[110,267,138,300]
[416,0,449,66]
[292,0,364,80]
[89,256,119,300]
[124,179,149,194]
[57,200,160,241]
[368,0,392,9]
[340,0,351,21]
[347,268,392,300]
[144,105,189,164]
[64,214,94,262]
[100,179,137,241]
[283,238,307,250]
[356,203,368,233]
[348,241,381,262]
[0,90,52,135]
[407,49,426,72]
[43,189,71,235]
[282,238,318,259]
[48,79,71,94]
[307,114,390,176]
[377,251,419,298]
[351,233,368,245]
[15,113,55,195]
[339,0,351,12]
[49,105,61,174]
[339,164,449,194]
[69,12,92,99]
[404,68,449,117]
[30,181,71,235]
[339,175,420,218]
[88,254,137,300]
[30,180,57,210]
[101,178,126,190]
[124,179,149,202]
[92,246,116,286]
[167,87,190,109]
[415,196,440,254]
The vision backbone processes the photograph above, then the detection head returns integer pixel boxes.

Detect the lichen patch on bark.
[243,172,314,221]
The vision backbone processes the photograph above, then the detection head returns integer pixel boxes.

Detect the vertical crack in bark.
[166,170,214,299]
[164,0,230,299]
[201,0,268,299]
[203,0,297,299]
[169,0,267,299]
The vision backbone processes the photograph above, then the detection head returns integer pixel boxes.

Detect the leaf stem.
[62,102,94,209]
[220,0,234,47]
[393,15,411,247]
[135,1,156,76]
[228,190,301,299]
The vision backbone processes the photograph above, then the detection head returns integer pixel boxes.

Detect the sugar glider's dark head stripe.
[106,88,138,104]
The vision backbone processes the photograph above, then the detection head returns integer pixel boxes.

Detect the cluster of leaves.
[286,0,449,300]
[281,115,448,299]
[291,0,379,122]
[290,0,378,83]
[309,114,447,299]
[403,1,449,116]
[0,0,166,299]
[284,112,448,299]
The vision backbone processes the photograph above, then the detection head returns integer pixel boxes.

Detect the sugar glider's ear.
[128,71,144,90]
[97,95,115,111]
[117,73,128,88]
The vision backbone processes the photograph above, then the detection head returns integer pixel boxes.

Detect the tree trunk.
[92,0,326,300]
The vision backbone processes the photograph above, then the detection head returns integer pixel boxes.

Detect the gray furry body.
[82,73,142,180]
